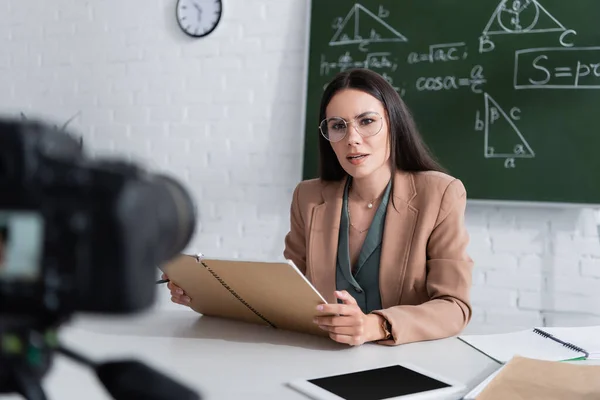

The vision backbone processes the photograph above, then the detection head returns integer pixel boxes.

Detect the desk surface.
[7,310,501,400]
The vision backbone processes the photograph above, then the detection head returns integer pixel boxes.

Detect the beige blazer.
[283,170,474,346]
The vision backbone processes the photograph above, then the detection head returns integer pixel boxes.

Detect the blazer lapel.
[310,178,346,304]
[379,171,418,309]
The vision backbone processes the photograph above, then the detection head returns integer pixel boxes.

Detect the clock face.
[176,0,223,38]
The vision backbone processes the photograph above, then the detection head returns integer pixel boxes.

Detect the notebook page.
[459,329,584,363]
[540,325,600,359]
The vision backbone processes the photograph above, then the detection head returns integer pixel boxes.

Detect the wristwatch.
[381,318,392,340]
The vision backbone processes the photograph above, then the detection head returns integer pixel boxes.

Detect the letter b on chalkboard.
[478,35,495,54]
[474,111,484,131]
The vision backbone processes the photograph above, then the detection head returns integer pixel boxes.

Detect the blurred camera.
[0,117,197,318]
[0,116,199,399]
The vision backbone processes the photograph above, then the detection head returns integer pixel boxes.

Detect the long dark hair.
[317,68,445,181]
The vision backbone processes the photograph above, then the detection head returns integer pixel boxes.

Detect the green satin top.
[335,177,392,314]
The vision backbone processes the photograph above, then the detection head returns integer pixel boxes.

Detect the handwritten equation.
[514,46,600,89]
[416,65,486,94]
[407,42,468,64]
[320,52,399,76]
[320,52,404,94]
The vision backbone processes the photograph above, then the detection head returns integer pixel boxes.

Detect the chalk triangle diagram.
[329,4,408,46]
[482,0,566,36]
[484,93,534,159]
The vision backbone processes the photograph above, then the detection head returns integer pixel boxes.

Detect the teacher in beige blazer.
[167,68,474,347]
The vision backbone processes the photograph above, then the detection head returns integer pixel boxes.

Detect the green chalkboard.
[302,0,600,205]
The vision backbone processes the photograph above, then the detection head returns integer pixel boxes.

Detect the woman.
[165,68,474,346]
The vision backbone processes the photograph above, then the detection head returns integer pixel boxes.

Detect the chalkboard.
[301,0,600,205]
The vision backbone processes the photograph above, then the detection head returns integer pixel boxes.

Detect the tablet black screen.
[307,364,451,400]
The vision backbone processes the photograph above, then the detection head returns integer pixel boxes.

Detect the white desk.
[6,310,500,400]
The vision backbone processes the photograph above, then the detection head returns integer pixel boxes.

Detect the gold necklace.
[350,186,381,209]
[348,203,369,234]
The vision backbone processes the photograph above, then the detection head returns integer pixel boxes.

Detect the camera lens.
[153,174,197,256]
[0,151,15,181]
[115,172,197,270]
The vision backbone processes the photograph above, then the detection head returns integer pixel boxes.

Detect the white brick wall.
[464,206,600,332]
[1,0,599,329]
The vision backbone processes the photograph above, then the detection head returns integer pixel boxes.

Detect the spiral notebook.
[458,325,600,364]
[159,254,333,337]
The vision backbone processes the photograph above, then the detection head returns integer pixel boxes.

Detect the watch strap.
[381,318,392,340]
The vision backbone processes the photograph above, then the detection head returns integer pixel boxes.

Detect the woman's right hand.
[163,273,191,307]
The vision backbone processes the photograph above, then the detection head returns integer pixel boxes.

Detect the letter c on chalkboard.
[560,29,577,48]
[510,107,521,120]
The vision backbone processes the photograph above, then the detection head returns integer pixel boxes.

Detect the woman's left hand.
[314,290,383,346]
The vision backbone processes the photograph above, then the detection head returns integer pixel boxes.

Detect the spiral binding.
[533,328,590,358]
[200,260,277,329]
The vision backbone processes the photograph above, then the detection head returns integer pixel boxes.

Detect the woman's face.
[323,89,391,179]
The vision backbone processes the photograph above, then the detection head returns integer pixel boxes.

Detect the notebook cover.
[160,255,332,337]
[161,254,268,327]
[477,356,600,400]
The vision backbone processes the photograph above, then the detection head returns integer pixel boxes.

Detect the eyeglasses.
[319,112,383,142]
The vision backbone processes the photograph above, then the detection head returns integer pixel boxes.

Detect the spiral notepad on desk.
[458,325,600,363]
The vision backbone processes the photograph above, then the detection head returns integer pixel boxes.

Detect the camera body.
[0,117,196,321]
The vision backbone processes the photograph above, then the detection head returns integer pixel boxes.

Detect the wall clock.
[176,0,223,38]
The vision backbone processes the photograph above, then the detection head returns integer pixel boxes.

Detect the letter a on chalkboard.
[483,93,535,159]
[482,0,566,36]
[329,4,408,46]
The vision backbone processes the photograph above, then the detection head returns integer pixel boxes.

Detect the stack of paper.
[463,365,505,400]
[466,356,600,400]
[462,326,600,399]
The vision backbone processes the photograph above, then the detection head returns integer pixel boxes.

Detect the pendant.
[367,203,373,209]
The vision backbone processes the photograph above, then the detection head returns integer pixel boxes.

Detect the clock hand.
[193,3,202,21]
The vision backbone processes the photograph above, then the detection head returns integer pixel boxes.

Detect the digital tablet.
[287,363,466,400]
